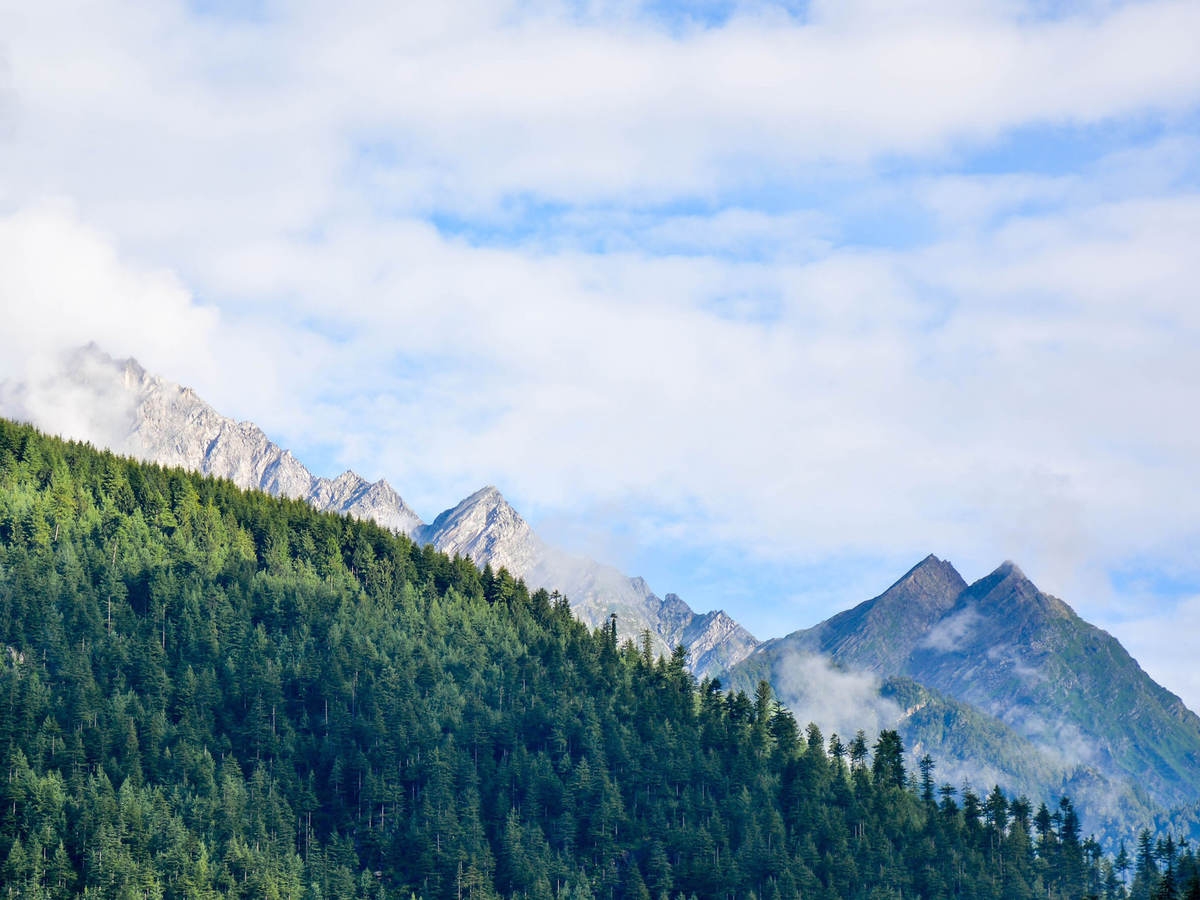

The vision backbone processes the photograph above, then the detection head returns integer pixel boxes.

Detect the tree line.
[0,418,1196,900]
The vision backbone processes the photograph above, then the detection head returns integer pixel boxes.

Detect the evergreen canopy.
[0,419,1194,900]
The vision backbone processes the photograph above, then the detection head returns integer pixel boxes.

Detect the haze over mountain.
[0,344,757,676]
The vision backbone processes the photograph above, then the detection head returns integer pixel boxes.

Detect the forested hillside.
[1,419,1196,900]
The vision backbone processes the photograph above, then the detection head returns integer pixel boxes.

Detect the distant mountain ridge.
[785,554,968,674]
[0,345,425,533]
[0,344,757,676]
[411,483,759,673]
[727,554,1200,839]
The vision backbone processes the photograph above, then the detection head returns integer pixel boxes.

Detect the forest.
[0,417,1196,900]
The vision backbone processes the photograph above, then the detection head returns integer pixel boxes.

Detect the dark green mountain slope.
[722,555,966,718]
[905,561,1200,810]
[1,418,1158,899]
[782,555,967,674]
[727,557,1200,840]
[880,676,1066,794]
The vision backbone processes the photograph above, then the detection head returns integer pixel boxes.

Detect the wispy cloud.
[922,607,983,652]
[771,651,903,741]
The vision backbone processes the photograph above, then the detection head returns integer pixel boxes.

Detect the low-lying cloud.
[771,651,903,743]
[921,607,982,653]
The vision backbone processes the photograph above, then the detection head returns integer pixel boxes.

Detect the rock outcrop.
[415,486,758,675]
[0,344,757,677]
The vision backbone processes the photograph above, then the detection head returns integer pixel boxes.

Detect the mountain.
[728,555,1200,837]
[905,561,1200,811]
[414,485,542,574]
[0,344,757,676]
[9,345,1195,837]
[679,607,761,679]
[0,343,424,534]
[5,417,1156,900]
[414,484,758,674]
[783,554,968,674]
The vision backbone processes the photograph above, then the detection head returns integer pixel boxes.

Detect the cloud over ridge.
[1,0,1198,706]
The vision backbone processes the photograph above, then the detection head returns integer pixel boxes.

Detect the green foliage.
[0,419,1169,900]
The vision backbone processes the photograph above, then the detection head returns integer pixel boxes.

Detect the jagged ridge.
[415,486,758,676]
[0,344,758,677]
[727,555,1200,840]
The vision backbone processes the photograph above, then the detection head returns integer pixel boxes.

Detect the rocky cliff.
[0,344,757,676]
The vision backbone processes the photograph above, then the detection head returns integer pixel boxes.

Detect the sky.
[1,0,1199,708]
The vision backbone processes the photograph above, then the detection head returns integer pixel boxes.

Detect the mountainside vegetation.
[726,557,1200,844]
[1,418,1196,900]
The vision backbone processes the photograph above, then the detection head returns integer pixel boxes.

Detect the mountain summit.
[905,562,1200,813]
[414,486,758,671]
[0,344,425,534]
[0,345,757,676]
[729,556,1200,835]
[777,553,968,674]
[414,486,542,576]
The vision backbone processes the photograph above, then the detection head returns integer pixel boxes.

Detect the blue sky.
[1,0,1199,707]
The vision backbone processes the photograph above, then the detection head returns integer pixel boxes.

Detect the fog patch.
[921,606,982,652]
[983,644,1047,686]
[1032,719,1103,771]
[771,650,904,741]
[989,705,1101,772]
[0,204,217,450]
[0,345,139,453]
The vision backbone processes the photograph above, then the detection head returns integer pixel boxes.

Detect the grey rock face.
[414,486,543,575]
[416,488,758,677]
[309,471,425,536]
[3,344,424,535]
[1,344,758,677]
[681,608,762,679]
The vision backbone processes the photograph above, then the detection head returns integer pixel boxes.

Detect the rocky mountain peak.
[468,485,511,511]
[748,553,968,678]
[2,345,425,535]
[4,344,762,681]
[959,560,1071,621]
[995,559,1024,578]
[856,554,967,633]
[730,555,1200,835]
[416,485,539,575]
[894,554,968,601]
[974,559,1030,591]
[430,485,522,530]
[682,608,759,678]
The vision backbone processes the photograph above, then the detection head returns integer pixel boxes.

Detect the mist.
[770,650,904,745]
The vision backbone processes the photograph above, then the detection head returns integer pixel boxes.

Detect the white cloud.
[0,0,1197,708]
[0,202,218,378]
[771,651,903,741]
[1,0,1199,228]
[922,607,983,652]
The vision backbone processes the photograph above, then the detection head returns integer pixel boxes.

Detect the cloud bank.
[0,0,1198,706]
